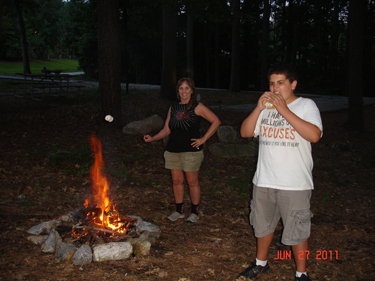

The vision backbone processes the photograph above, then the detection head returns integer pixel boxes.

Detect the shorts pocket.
[249,199,256,226]
[185,151,204,162]
[290,209,313,242]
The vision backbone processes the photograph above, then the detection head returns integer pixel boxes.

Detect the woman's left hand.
[191,138,204,149]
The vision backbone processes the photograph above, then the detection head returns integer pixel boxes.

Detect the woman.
[143,78,221,223]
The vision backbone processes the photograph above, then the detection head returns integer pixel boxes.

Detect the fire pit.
[26,134,161,265]
[70,208,139,244]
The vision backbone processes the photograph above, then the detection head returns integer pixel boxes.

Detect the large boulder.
[123,114,164,135]
[92,242,133,261]
[217,126,241,143]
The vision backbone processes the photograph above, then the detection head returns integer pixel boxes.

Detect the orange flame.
[85,134,126,233]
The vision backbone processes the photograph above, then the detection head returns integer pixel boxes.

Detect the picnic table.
[14,72,84,100]
[41,69,63,75]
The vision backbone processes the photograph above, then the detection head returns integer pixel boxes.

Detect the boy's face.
[269,74,297,104]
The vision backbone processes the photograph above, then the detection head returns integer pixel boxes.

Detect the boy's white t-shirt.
[253,97,323,190]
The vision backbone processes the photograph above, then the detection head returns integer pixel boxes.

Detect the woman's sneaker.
[237,261,271,280]
[167,211,185,221]
[186,213,199,223]
[295,273,311,281]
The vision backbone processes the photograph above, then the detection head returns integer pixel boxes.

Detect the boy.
[238,63,322,281]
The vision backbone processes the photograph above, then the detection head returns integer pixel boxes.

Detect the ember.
[71,134,137,243]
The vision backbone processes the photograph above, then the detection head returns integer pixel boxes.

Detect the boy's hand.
[271,92,288,113]
[257,91,273,110]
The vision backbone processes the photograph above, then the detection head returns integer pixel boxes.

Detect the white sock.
[255,258,267,266]
[296,271,307,277]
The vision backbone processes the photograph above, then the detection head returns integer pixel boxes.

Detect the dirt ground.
[0,86,374,281]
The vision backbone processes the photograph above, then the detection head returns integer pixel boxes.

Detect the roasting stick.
[104,114,145,136]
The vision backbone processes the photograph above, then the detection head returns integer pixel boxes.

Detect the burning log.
[68,215,139,244]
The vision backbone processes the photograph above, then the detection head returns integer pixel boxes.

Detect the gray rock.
[56,242,77,261]
[41,229,62,253]
[217,126,241,143]
[208,141,258,158]
[92,242,133,261]
[27,220,61,235]
[136,221,161,244]
[72,245,93,265]
[128,238,151,256]
[27,235,48,245]
[136,221,161,234]
[138,231,160,245]
[16,194,26,200]
[126,215,143,226]
[57,212,74,222]
[123,114,164,135]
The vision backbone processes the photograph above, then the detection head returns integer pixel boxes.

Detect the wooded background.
[0,0,373,129]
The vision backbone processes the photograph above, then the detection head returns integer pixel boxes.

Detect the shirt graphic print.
[169,103,199,130]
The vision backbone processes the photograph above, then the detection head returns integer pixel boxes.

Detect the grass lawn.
[0,59,81,74]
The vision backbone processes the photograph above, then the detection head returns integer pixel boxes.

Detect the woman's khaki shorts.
[164,150,204,172]
[250,185,313,246]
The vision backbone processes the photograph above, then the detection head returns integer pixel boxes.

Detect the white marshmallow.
[105,115,114,122]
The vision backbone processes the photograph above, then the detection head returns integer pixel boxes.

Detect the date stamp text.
[274,250,339,260]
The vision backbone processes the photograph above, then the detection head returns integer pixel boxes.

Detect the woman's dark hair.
[176,78,197,119]
[267,62,298,83]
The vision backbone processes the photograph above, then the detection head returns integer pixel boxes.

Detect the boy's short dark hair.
[268,62,298,83]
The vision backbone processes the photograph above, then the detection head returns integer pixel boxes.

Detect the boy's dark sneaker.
[237,261,271,280]
[295,273,311,281]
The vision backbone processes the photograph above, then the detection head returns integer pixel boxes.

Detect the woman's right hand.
[143,135,154,142]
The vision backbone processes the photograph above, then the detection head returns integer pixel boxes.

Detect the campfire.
[26,134,161,264]
[68,134,137,243]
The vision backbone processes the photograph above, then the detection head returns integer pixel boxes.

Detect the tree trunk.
[14,0,31,74]
[160,0,177,101]
[214,24,220,89]
[187,8,194,79]
[204,23,211,88]
[260,0,270,90]
[363,0,374,96]
[346,0,366,132]
[329,1,340,83]
[97,0,122,126]
[229,0,241,92]
[285,0,296,63]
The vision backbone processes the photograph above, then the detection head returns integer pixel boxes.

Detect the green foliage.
[0,5,20,56]
[0,0,70,59]
[64,0,99,77]
[0,59,80,74]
